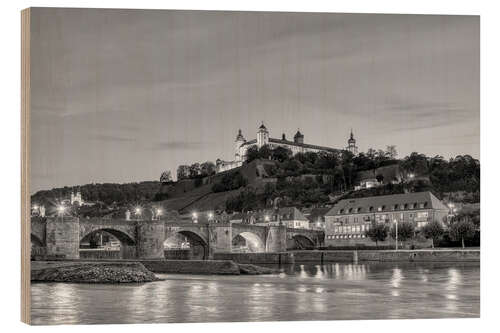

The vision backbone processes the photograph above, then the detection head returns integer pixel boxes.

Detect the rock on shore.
[31,262,160,283]
[237,263,276,275]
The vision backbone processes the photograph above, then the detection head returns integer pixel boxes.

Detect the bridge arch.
[80,228,137,259]
[164,230,209,260]
[80,228,136,246]
[232,231,265,253]
[289,234,316,250]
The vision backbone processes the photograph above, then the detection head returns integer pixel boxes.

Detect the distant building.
[346,129,358,155]
[304,207,331,230]
[324,191,448,246]
[355,164,404,190]
[216,122,357,173]
[71,190,84,206]
[254,207,310,229]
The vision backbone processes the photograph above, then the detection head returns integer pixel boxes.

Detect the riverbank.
[31,260,276,282]
[31,262,160,283]
[214,249,480,264]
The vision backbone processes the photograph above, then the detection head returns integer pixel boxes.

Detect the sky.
[30,8,479,193]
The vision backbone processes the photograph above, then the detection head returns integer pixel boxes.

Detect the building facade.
[324,192,448,246]
[216,123,358,173]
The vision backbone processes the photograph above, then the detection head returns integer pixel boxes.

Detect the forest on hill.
[223,145,480,212]
[31,144,480,216]
[31,181,162,207]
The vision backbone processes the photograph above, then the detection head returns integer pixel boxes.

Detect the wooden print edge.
[21,7,31,325]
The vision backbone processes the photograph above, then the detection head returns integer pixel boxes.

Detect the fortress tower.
[256,122,269,148]
[235,129,246,162]
[347,129,358,155]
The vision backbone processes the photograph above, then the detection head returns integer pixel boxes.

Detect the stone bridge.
[30,217,324,260]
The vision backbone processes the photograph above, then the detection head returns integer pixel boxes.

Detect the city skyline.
[30,8,479,193]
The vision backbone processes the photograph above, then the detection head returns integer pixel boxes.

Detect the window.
[404,204,408,209]
[348,208,353,213]
[377,206,383,212]
[339,209,344,214]
[400,213,404,220]
[369,206,374,212]
[361,225,365,232]
[354,217,358,223]
[394,204,399,210]
[417,221,428,228]
[355,225,361,233]
[357,207,362,213]
[417,212,429,218]
[409,213,414,218]
[334,227,339,233]
[419,203,425,209]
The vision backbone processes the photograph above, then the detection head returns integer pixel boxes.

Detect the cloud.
[151,141,209,151]
[93,134,136,142]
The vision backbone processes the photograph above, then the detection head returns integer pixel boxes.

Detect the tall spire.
[350,128,354,140]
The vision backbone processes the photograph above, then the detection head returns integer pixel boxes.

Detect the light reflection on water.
[31,262,480,325]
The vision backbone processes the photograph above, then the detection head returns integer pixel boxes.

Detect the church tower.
[347,129,358,155]
[294,129,304,144]
[256,122,269,148]
[235,129,246,161]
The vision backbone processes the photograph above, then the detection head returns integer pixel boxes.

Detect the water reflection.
[31,262,480,325]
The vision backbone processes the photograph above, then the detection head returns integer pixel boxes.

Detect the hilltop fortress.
[216,122,359,173]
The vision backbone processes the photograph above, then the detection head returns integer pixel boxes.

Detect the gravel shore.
[31,262,161,283]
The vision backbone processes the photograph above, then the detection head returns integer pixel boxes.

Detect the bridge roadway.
[30,217,324,260]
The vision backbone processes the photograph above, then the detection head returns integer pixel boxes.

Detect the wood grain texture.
[21,7,31,325]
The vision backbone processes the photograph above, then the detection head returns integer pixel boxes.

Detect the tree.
[200,161,216,176]
[401,152,429,177]
[449,220,476,248]
[177,165,190,180]
[365,222,389,247]
[189,163,201,178]
[385,145,398,159]
[258,145,272,160]
[160,171,172,183]
[246,146,260,162]
[390,221,415,245]
[421,220,445,248]
[271,146,292,162]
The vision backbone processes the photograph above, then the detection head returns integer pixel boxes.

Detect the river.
[31,262,480,325]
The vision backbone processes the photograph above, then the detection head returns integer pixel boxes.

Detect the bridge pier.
[266,225,287,252]
[45,217,80,259]
[136,221,165,259]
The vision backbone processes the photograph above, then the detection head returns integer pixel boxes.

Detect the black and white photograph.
[21,6,480,326]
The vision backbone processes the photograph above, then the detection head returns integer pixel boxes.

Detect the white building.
[216,123,358,173]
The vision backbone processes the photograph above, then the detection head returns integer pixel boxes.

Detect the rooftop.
[325,191,448,216]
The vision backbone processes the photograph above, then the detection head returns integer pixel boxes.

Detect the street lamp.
[156,208,163,220]
[135,207,142,220]
[57,204,66,222]
[192,212,198,224]
[208,212,214,223]
[394,219,398,251]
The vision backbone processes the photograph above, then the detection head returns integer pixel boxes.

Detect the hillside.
[31,181,162,207]
[31,150,480,216]
[156,159,276,213]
